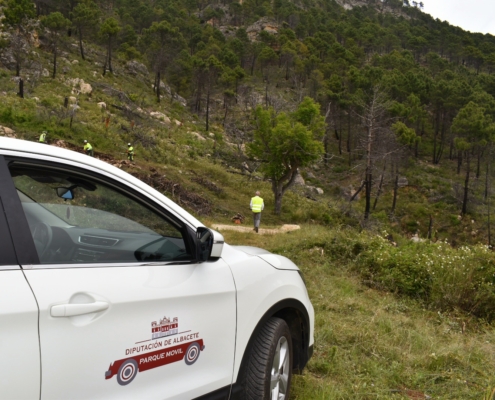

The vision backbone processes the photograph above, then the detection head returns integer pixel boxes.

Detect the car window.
[9,165,192,265]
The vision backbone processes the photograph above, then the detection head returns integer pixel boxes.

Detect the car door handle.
[51,301,109,317]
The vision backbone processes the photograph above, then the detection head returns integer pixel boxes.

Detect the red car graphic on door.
[105,339,205,386]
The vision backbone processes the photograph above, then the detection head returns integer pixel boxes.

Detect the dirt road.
[210,224,300,235]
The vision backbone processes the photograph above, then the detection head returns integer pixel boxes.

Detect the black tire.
[184,342,201,365]
[245,317,293,400]
[117,359,138,386]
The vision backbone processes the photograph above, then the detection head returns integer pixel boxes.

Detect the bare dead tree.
[354,87,392,220]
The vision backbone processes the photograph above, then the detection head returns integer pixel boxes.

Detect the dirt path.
[211,224,300,235]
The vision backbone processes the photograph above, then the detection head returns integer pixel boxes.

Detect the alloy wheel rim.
[270,336,289,400]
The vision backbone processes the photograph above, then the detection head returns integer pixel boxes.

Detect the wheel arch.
[230,298,310,399]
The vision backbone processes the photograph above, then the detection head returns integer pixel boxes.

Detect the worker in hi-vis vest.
[127,143,134,161]
[83,140,94,157]
[250,191,264,233]
[39,131,47,144]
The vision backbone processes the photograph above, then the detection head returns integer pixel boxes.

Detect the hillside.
[1,0,495,246]
[3,0,495,398]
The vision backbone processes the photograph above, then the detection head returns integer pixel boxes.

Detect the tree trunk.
[156,71,161,102]
[18,79,24,98]
[461,152,470,215]
[427,214,433,239]
[391,173,399,214]
[364,169,372,220]
[364,118,373,220]
[78,29,85,60]
[486,150,491,246]
[485,148,491,200]
[324,130,329,165]
[108,37,113,73]
[372,164,386,210]
[52,44,57,79]
[457,150,462,174]
[273,180,283,215]
[205,86,210,132]
[350,180,365,202]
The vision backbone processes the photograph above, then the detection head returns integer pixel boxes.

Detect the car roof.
[0,137,204,229]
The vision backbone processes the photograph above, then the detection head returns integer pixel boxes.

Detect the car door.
[4,156,236,400]
[0,156,41,399]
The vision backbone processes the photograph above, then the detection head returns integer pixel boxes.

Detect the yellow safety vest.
[251,196,263,213]
[39,133,47,142]
[128,146,134,153]
[84,143,92,151]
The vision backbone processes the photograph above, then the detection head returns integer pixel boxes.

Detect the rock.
[42,69,49,77]
[398,177,408,187]
[97,102,107,109]
[80,82,92,94]
[315,187,324,195]
[306,172,316,179]
[32,97,40,102]
[410,234,423,243]
[246,18,280,41]
[294,171,305,186]
[190,131,206,141]
[66,78,92,95]
[0,126,16,137]
[71,60,79,65]
[68,96,77,104]
[92,71,98,77]
[174,119,182,126]
[209,132,215,137]
[150,111,171,123]
[126,61,149,76]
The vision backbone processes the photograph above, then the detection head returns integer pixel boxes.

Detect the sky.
[422,0,495,35]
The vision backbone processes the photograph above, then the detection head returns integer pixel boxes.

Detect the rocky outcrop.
[246,18,280,41]
[66,78,93,95]
[126,61,149,76]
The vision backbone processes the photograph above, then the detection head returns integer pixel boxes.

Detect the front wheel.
[245,317,293,400]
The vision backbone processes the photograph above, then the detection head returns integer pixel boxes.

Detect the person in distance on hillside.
[127,143,134,161]
[250,190,264,233]
[39,131,48,144]
[83,140,94,157]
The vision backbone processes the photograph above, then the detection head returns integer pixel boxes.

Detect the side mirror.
[196,227,213,262]
[56,187,74,200]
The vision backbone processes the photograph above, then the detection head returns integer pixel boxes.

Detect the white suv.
[0,137,314,400]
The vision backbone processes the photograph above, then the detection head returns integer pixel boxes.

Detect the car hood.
[232,246,299,271]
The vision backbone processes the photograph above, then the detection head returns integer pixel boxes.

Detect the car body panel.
[220,244,315,381]
[23,260,236,400]
[0,270,41,400]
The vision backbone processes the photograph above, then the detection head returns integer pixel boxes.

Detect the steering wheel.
[31,222,53,261]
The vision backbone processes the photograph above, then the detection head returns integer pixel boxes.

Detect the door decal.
[105,316,205,386]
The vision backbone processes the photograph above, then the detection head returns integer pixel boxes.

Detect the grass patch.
[221,226,495,399]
